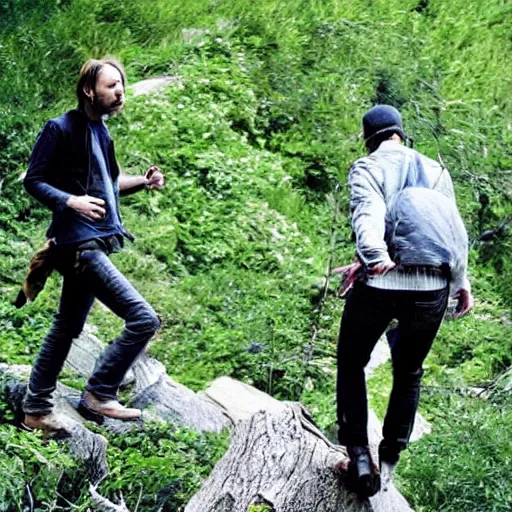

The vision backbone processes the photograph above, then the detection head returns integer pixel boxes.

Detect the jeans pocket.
[412,298,446,329]
[75,248,102,274]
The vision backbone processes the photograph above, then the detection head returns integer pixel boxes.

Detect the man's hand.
[332,260,362,296]
[452,288,474,319]
[368,260,396,276]
[145,166,164,190]
[67,195,106,221]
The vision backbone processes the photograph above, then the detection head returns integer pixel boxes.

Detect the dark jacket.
[24,109,125,241]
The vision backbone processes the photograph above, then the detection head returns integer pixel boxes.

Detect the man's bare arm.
[118,166,164,195]
[118,173,148,193]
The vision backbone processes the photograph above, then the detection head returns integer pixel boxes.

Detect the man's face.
[90,64,125,116]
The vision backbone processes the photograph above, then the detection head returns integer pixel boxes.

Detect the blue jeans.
[23,246,160,415]
[337,281,448,457]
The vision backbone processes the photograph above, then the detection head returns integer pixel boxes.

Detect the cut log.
[186,405,413,512]
[130,354,231,433]
[191,377,414,512]
[200,375,287,423]
[66,329,230,433]
[185,407,364,512]
[64,325,135,387]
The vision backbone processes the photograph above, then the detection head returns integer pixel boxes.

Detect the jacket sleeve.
[349,160,393,266]
[24,121,72,212]
[449,221,471,295]
[434,168,471,294]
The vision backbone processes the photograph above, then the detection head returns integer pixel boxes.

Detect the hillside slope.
[0,1,511,510]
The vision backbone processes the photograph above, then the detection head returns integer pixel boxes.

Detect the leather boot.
[23,412,74,434]
[78,390,141,424]
[346,445,381,498]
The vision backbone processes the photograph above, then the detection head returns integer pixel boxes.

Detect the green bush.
[1,0,512,510]
[100,423,229,510]
[398,394,512,512]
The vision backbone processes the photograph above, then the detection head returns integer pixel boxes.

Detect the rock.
[131,76,178,97]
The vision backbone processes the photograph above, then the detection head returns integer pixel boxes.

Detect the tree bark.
[130,354,231,433]
[185,405,413,512]
[188,377,414,512]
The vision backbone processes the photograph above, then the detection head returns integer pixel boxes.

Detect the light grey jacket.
[349,140,470,294]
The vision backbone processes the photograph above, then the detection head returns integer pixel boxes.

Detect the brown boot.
[78,390,141,424]
[23,412,74,434]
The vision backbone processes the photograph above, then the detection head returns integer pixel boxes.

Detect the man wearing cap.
[335,105,473,497]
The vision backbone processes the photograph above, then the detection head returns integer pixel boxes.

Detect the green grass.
[1,0,512,510]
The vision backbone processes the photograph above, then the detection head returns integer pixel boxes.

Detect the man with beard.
[22,58,164,432]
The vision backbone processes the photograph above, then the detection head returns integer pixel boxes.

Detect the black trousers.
[336,281,448,456]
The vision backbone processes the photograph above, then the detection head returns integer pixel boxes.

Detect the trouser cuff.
[379,440,402,464]
[22,385,54,416]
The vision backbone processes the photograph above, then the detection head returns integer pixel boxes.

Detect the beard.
[91,94,124,117]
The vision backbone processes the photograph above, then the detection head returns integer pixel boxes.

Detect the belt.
[77,234,124,254]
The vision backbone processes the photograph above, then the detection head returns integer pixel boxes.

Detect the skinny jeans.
[337,281,448,456]
[23,246,159,415]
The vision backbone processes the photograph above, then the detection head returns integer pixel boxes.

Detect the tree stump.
[188,377,414,512]
[186,406,368,512]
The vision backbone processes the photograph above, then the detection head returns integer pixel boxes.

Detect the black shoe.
[346,445,381,498]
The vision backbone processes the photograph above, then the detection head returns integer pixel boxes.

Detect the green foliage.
[1,0,512,510]
[248,505,273,512]
[100,423,229,510]
[397,394,512,512]
[0,425,79,510]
